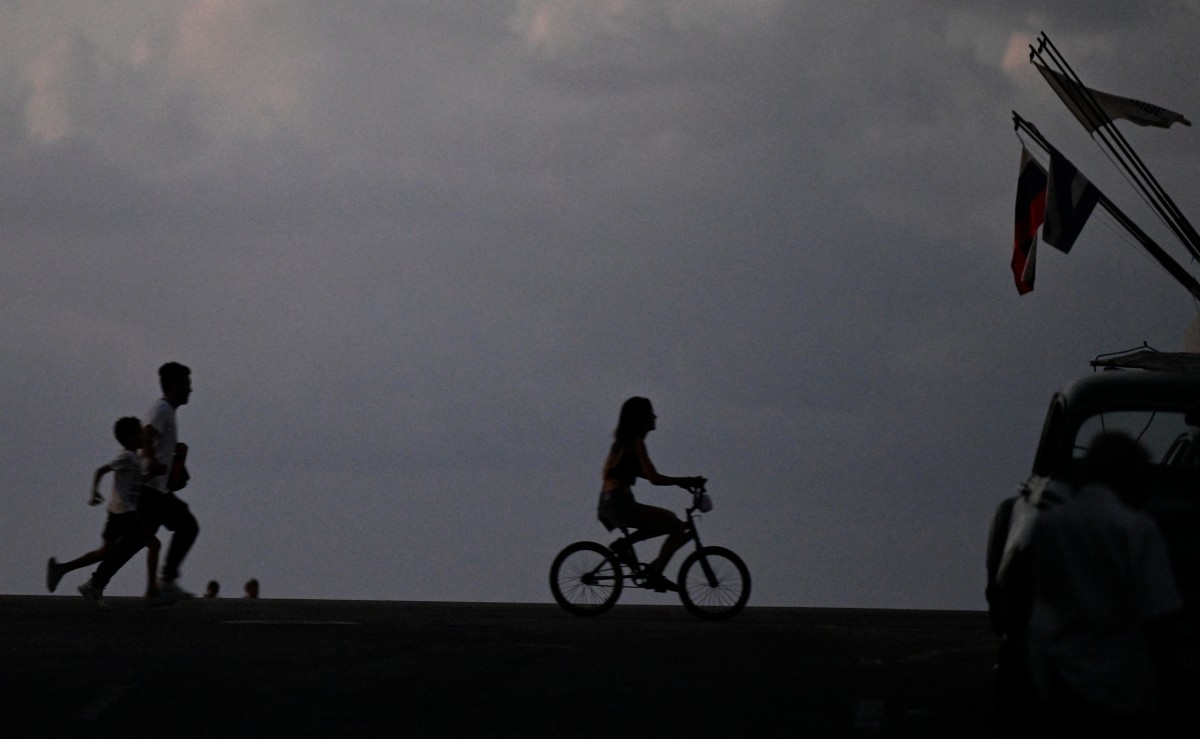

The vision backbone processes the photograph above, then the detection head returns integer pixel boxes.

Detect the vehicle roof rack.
[1091,344,1200,374]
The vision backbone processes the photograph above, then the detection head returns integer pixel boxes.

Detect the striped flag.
[1013,148,1047,295]
[1043,151,1100,254]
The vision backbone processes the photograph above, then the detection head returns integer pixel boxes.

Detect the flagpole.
[1032,33,1200,262]
[1014,112,1200,303]
[1034,33,1200,259]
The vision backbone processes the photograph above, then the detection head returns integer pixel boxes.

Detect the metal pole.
[1035,33,1200,262]
[1013,112,1200,303]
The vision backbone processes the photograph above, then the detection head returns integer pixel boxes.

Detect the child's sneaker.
[46,558,63,593]
[78,580,111,611]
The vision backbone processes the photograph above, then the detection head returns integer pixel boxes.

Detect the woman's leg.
[626,504,687,577]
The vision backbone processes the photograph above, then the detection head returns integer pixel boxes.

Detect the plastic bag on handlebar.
[698,493,713,513]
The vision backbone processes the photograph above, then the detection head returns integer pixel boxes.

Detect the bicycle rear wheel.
[677,546,751,620]
[549,541,623,616]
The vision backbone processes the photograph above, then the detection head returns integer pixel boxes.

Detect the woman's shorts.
[597,486,637,532]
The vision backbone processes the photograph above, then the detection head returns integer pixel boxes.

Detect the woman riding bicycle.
[598,397,705,593]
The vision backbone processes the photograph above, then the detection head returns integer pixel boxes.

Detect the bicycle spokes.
[678,546,751,620]
[550,542,624,616]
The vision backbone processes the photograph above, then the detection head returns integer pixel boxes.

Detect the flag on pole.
[1035,63,1191,132]
[1043,151,1100,254]
[1013,148,1047,295]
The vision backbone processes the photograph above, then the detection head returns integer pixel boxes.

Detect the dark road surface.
[0,596,1002,737]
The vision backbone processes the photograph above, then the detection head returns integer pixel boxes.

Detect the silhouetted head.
[158,362,192,407]
[244,578,259,598]
[1081,431,1151,507]
[204,580,220,598]
[113,416,142,451]
[613,397,656,446]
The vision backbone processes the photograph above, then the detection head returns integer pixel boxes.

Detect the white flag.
[1035,63,1191,132]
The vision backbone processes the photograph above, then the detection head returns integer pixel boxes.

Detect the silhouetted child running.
[47,417,168,609]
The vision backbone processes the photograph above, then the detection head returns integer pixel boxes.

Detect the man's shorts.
[139,489,193,532]
[101,512,142,542]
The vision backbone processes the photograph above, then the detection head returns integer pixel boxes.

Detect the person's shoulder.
[111,448,139,466]
[146,397,173,419]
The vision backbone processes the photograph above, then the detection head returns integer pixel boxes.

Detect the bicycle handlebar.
[686,486,713,514]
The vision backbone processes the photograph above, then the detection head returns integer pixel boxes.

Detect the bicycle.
[549,487,751,620]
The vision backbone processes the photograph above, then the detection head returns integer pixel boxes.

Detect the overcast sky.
[4,1,1199,609]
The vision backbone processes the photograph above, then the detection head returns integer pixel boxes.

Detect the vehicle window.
[1031,395,1065,477]
[1072,411,1200,465]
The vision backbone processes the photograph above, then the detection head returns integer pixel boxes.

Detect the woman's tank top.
[606,443,642,486]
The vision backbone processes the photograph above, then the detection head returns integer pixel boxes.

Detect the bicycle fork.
[684,517,721,587]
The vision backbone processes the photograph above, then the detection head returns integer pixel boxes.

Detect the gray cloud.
[3,1,1199,608]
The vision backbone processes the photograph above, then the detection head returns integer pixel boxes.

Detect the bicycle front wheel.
[677,546,751,620]
[549,541,623,616]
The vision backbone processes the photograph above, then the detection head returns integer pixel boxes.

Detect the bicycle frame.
[612,492,709,585]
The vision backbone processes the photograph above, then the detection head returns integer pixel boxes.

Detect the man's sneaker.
[47,558,63,593]
[145,591,177,609]
[158,579,194,600]
[78,581,111,611]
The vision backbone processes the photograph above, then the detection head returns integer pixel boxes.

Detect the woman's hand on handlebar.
[680,476,707,493]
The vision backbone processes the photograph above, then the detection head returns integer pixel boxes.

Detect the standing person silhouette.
[597,397,705,592]
[1026,431,1181,732]
[79,362,200,607]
